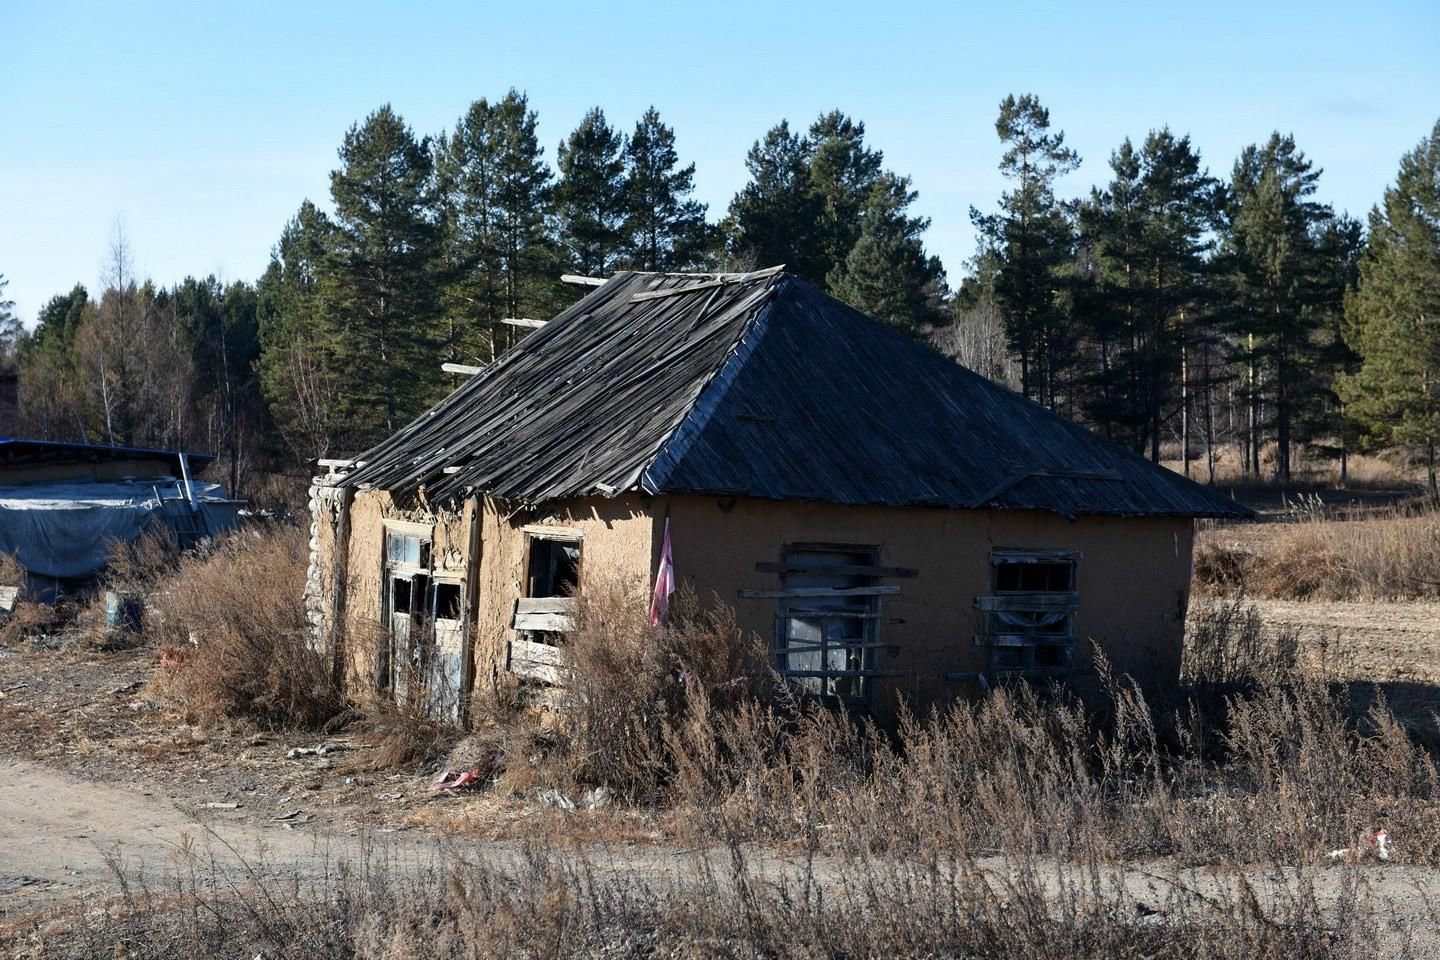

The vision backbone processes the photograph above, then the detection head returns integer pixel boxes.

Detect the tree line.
[955,97,1439,491]
[2,92,1436,495]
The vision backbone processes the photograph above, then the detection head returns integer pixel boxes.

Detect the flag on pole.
[649,516,675,626]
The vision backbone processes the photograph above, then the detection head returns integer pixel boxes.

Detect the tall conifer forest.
[4,96,1437,494]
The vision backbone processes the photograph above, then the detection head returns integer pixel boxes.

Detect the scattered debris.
[376,792,403,802]
[538,788,575,811]
[536,787,609,811]
[204,802,240,810]
[431,768,483,792]
[1326,828,1391,862]
[287,743,345,758]
[272,810,303,822]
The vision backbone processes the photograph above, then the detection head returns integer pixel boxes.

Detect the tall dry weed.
[145,523,344,728]
[554,578,777,802]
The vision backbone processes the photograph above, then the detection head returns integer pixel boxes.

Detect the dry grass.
[1183,595,1303,684]
[0,825,1394,959]
[433,584,1440,872]
[1164,443,1421,492]
[548,578,778,803]
[1196,502,1440,601]
[143,522,344,729]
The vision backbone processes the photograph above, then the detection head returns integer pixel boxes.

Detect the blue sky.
[3,0,1437,324]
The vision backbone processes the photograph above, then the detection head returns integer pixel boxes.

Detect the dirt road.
[4,748,1440,953]
[0,756,441,901]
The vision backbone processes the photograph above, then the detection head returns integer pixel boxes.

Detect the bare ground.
[1245,598,1440,684]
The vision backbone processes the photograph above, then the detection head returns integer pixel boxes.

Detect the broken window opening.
[509,533,582,686]
[774,545,884,703]
[527,537,581,600]
[977,551,1079,682]
[434,581,463,621]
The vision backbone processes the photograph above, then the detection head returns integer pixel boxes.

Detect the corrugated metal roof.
[0,437,217,473]
[344,270,1250,519]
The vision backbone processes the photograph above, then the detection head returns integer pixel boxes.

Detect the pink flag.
[649,517,675,626]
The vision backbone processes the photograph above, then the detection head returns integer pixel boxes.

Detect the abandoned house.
[306,266,1250,724]
[0,436,242,597]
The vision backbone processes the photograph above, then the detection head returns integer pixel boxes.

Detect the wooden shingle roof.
[344,269,1250,519]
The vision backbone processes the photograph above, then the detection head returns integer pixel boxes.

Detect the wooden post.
[330,485,355,687]
[458,493,482,729]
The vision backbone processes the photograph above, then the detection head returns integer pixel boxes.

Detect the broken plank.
[756,561,917,578]
[739,586,900,600]
[501,318,546,329]
[974,592,1078,612]
[974,634,1079,648]
[516,597,576,615]
[777,669,905,679]
[561,274,606,286]
[441,362,484,376]
[513,611,574,632]
[510,638,565,667]
[630,265,787,301]
[509,639,565,685]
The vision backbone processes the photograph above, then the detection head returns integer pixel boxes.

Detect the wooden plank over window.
[975,592,1079,612]
[509,638,565,685]
[512,596,576,633]
[755,561,917,578]
[740,586,900,600]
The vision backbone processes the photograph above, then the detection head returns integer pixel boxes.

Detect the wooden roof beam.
[561,274,607,286]
[441,362,485,376]
[501,318,547,329]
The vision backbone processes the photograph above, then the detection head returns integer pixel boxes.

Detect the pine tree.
[555,107,627,276]
[489,91,557,331]
[1077,129,1217,461]
[256,201,343,458]
[807,111,884,282]
[1339,119,1440,494]
[622,107,708,271]
[0,275,19,369]
[1218,132,1335,481]
[827,173,946,333]
[973,94,1081,405]
[16,284,88,440]
[171,276,263,492]
[436,98,506,363]
[725,121,824,278]
[327,105,446,444]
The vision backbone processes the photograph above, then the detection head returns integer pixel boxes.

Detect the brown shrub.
[103,525,181,593]
[1195,502,1440,601]
[146,522,344,729]
[554,577,777,802]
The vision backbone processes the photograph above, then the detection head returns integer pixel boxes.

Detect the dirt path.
[0,756,442,902]
[3,749,1440,942]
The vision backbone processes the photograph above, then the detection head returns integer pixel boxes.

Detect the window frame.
[773,542,885,704]
[975,548,1080,681]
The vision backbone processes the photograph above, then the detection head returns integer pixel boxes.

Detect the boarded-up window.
[976,550,1079,680]
[509,531,581,686]
[775,545,880,702]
